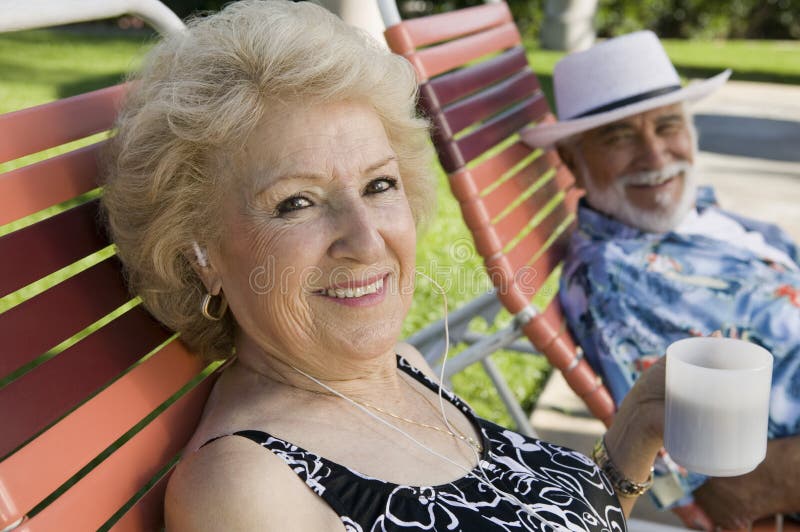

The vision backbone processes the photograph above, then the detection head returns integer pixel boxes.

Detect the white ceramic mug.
[664,337,773,476]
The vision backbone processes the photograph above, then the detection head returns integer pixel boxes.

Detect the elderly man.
[523,31,800,529]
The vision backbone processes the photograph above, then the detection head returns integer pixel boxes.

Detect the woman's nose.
[328,201,384,264]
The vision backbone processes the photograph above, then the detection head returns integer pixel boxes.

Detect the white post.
[540,0,598,52]
[376,0,401,28]
[316,0,388,47]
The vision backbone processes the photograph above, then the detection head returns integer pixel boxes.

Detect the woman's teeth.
[325,277,384,298]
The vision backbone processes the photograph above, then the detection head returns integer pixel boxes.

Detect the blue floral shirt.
[560,186,800,508]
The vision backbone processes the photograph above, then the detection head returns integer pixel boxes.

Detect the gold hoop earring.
[201,292,228,321]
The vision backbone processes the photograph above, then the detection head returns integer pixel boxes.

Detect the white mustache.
[619,161,692,187]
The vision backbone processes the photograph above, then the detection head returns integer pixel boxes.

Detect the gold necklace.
[294,373,483,454]
[353,398,483,455]
[400,373,484,454]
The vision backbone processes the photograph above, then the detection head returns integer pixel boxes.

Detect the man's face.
[566,103,697,232]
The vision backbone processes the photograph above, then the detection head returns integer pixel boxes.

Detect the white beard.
[578,158,697,233]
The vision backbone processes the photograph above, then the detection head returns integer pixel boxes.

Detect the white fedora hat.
[521,30,731,148]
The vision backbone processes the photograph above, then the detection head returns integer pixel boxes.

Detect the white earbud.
[192,241,209,268]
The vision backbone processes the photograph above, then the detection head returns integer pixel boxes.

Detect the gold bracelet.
[591,436,654,498]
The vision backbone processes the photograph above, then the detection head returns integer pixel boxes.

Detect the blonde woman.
[103,2,666,530]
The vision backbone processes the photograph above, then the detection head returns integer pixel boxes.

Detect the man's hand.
[693,473,768,530]
[693,436,800,530]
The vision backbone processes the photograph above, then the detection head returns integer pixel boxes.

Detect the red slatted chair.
[381,2,797,531]
[383,0,615,427]
[0,4,222,531]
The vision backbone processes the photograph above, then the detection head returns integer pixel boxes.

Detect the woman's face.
[210,101,417,372]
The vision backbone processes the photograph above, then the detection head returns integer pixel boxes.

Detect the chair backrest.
[383,1,615,425]
[0,8,220,531]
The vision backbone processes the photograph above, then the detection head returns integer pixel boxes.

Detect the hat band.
[570,84,682,119]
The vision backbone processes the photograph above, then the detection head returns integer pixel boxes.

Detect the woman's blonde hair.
[102,0,436,361]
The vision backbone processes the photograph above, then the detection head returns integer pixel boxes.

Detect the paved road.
[693,80,800,242]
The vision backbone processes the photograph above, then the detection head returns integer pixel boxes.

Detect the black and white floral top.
[221,357,625,531]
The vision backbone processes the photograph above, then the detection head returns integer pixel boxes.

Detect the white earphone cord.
[415,272,570,532]
[291,272,573,532]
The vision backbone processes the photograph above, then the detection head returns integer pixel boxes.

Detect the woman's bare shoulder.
[165,435,342,531]
[395,341,439,381]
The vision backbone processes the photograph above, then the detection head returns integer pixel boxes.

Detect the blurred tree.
[592,0,800,39]
[161,0,226,18]
[160,0,800,40]
[507,0,546,39]
[407,0,800,39]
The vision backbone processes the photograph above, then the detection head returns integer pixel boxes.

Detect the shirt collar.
[576,185,719,240]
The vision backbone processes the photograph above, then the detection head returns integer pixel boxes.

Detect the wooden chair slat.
[535,222,573,275]
[0,142,103,227]
[583,388,617,427]
[481,197,583,247]
[408,22,520,81]
[0,340,205,529]
[481,152,561,223]
[18,371,216,532]
[478,197,572,305]
[0,307,171,459]
[493,266,531,314]
[456,94,549,169]
[457,140,535,198]
[109,473,171,532]
[386,2,511,52]
[423,46,529,110]
[522,249,564,298]
[0,84,124,164]
[492,186,561,252]
[562,358,604,397]
[427,126,465,173]
[0,256,130,376]
[541,298,572,345]
[447,169,482,204]
[482,225,569,303]
[0,199,108,299]
[449,126,560,206]
[443,69,540,135]
[504,197,572,273]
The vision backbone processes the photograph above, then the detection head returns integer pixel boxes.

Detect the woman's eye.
[275,195,313,215]
[365,177,397,195]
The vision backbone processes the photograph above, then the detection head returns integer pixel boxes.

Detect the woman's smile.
[316,273,389,307]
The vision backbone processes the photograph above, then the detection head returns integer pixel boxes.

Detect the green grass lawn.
[0,29,153,114]
[3,28,799,428]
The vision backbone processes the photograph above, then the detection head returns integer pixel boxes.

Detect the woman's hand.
[602,357,667,516]
[618,355,667,442]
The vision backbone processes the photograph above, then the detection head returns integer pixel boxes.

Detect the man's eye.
[605,133,633,146]
[275,195,312,215]
[365,177,398,195]
[658,124,682,135]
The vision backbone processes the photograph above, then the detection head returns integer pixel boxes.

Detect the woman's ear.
[185,241,223,295]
